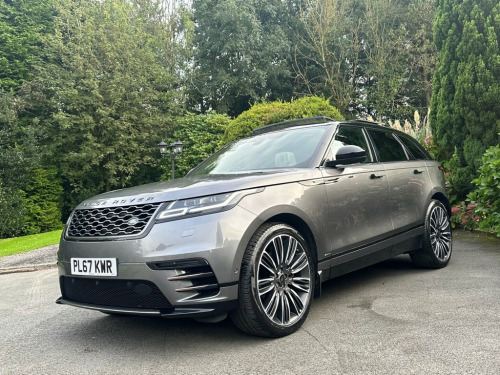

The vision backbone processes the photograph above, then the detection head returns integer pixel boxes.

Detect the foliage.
[405,0,437,115]
[222,96,343,145]
[444,150,473,203]
[295,0,436,119]
[431,0,500,199]
[21,167,63,235]
[30,0,187,214]
[0,0,53,90]
[361,0,420,119]
[0,90,41,190]
[450,202,480,231]
[1,0,191,236]
[189,0,438,119]
[189,0,293,116]
[295,0,360,113]
[450,144,500,236]
[0,229,62,258]
[0,89,44,239]
[161,113,231,179]
[1,92,62,236]
[0,184,26,239]
[467,144,500,236]
[373,109,431,144]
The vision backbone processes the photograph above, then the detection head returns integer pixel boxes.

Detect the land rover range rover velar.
[57,117,452,337]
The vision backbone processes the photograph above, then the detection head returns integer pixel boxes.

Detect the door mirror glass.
[325,145,366,167]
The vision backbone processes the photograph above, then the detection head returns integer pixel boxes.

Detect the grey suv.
[56,117,452,337]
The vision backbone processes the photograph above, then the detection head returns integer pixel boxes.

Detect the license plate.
[71,258,117,277]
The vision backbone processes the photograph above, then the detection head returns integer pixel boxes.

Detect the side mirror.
[325,145,366,168]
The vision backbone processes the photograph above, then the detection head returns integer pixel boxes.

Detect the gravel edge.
[0,244,58,274]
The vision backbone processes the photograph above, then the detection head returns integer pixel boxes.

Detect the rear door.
[365,129,431,234]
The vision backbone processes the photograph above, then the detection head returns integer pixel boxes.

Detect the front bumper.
[55,297,237,318]
[57,206,260,317]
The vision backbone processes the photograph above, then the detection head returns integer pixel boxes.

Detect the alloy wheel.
[429,205,452,261]
[253,233,311,327]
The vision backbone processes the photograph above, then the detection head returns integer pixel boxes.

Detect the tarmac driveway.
[0,230,498,374]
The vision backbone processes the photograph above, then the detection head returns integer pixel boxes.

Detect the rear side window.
[396,134,430,160]
[367,130,408,162]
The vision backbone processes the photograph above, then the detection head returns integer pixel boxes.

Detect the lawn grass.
[0,229,62,258]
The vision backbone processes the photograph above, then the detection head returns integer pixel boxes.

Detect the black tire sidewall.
[422,200,452,266]
[243,223,314,336]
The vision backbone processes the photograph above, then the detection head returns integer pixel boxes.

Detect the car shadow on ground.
[319,254,424,297]
[55,254,427,349]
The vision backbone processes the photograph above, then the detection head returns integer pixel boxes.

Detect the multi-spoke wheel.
[410,200,452,268]
[230,223,314,337]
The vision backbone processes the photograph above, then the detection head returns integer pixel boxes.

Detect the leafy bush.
[0,185,26,238]
[162,112,231,179]
[444,150,474,203]
[467,144,500,236]
[21,167,64,235]
[450,202,480,231]
[221,96,343,145]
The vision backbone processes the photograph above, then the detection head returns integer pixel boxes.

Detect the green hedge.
[21,167,64,235]
[469,144,500,236]
[221,96,344,145]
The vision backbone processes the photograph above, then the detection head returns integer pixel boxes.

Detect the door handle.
[370,174,383,179]
[413,169,423,174]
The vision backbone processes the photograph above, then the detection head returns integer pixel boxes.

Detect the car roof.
[252,116,334,135]
[252,117,389,135]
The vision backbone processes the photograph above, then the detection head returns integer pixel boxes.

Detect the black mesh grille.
[60,276,173,310]
[67,203,160,238]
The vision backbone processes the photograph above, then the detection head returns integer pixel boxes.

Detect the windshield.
[189,125,328,176]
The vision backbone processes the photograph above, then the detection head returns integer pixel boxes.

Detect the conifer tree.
[0,0,53,90]
[431,0,500,199]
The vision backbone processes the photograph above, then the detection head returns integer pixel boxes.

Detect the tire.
[410,200,452,269]
[230,223,314,338]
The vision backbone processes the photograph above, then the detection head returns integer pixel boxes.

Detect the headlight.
[156,188,264,221]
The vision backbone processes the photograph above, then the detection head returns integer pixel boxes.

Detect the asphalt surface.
[0,230,498,374]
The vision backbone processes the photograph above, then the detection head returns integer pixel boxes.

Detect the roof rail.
[252,116,334,135]
[341,119,386,127]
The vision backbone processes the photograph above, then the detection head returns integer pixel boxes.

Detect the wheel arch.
[234,205,324,299]
[263,213,318,266]
[431,192,451,217]
[262,213,322,298]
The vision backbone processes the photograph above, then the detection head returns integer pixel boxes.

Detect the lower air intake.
[60,276,172,310]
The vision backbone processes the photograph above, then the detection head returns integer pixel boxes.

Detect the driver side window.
[328,126,373,162]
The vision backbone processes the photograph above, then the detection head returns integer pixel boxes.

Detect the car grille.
[60,276,173,310]
[67,203,161,238]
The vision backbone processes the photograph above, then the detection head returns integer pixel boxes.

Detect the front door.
[321,125,393,266]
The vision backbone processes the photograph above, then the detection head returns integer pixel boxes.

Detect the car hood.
[75,169,322,209]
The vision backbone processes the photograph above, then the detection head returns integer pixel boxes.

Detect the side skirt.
[323,226,424,281]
